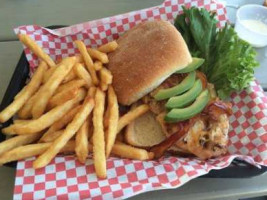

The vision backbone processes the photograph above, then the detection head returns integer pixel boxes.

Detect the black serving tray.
[0,25,266,178]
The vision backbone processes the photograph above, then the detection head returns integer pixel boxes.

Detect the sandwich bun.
[108,20,192,105]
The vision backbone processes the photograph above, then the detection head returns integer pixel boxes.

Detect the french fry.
[75,119,89,163]
[100,68,113,84]
[87,86,96,140]
[100,67,113,91]
[92,89,106,178]
[33,95,94,169]
[0,37,164,169]
[0,132,42,155]
[39,105,82,143]
[89,86,97,98]
[17,85,44,119]
[100,84,108,92]
[14,86,27,99]
[112,142,154,160]
[98,41,118,53]
[13,119,33,124]
[105,86,119,158]
[40,130,64,143]
[75,54,84,63]
[62,68,76,83]
[18,34,56,67]
[42,67,56,84]
[117,104,149,134]
[87,48,109,63]
[0,143,51,165]
[0,141,76,165]
[31,57,77,118]
[74,63,92,88]
[86,87,96,141]
[1,126,16,135]
[74,40,99,85]
[11,89,86,135]
[56,79,86,94]
[93,61,103,71]
[47,88,78,109]
[0,62,47,123]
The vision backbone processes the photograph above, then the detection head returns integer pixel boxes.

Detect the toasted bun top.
[108,20,192,105]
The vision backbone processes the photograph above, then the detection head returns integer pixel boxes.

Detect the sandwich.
[108,20,232,160]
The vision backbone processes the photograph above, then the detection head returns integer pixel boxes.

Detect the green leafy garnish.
[174,7,259,99]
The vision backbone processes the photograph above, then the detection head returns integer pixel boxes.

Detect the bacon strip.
[150,121,189,159]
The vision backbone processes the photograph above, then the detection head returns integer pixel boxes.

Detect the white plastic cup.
[235,4,267,48]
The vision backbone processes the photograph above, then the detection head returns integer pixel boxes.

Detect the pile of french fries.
[0,34,153,178]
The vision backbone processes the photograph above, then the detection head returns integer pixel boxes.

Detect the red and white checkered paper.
[13,0,267,199]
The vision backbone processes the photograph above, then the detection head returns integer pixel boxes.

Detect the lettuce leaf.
[174,7,259,99]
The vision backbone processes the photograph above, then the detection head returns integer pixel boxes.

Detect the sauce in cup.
[241,19,267,34]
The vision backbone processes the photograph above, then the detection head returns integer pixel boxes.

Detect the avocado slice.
[165,89,210,122]
[154,71,196,101]
[165,79,203,109]
[176,58,205,74]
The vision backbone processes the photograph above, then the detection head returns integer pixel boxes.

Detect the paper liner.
[13,0,267,199]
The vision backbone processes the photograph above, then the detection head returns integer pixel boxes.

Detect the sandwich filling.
[142,72,232,159]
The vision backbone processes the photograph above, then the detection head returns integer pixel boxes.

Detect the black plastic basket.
[0,25,266,178]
